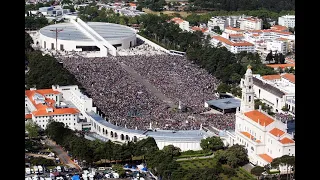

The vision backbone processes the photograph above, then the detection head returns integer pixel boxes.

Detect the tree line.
[45,121,251,179]
[186,0,294,12]
[25,50,81,90]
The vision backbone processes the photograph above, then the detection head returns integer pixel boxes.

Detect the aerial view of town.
[25,0,295,179]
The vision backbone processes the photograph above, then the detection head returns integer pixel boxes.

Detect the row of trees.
[25,16,49,30]
[25,50,81,89]
[45,121,250,179]
[266,51,286,64]
[187,0,294,12]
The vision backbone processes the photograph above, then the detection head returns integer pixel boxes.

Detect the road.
[118,61,174,106]
[45,139,81,170]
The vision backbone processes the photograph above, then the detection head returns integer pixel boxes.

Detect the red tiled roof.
[212,36,254,47]
[259,154,273,163]
[266,64,295,69]
[26,89,79,117]
[281,73,295,84]
[244,110,275,126]
[171,17,184,24]
[240,132,261,143]
[271,25,288,32]
[25,114,32,119]
[269,128,285,137]
[280,137,295,144]
[262,75,281,81]
[225,26,242,31]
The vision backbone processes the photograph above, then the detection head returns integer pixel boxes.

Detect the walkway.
[118,62,174,106]
[45,139,81,170]
[175,153,215,161]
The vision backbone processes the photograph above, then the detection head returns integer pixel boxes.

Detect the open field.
[142,8,209,17]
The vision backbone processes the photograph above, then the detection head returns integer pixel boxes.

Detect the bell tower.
[240,65,255,112]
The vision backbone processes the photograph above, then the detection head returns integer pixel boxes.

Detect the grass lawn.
[178,158,256,180]
[178,158,217,170]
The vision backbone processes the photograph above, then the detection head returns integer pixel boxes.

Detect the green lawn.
[178,159,256,180]
[178,158,217,170]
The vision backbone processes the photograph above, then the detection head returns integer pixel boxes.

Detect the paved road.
[118,62,174,106]
[45,139,80,170]
[175,153,215,161]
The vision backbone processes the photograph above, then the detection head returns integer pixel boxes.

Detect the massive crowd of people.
[59,53,237,131]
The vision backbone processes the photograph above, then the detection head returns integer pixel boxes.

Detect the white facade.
[227,67,295,168]
[208,17,226,31]
[239,17,262,30]
[267,39,288,54]
[25,87,81,130]
[38,19,137,56]
[252,74,295,113]
[211,36,255,54]
[171,17,190,32]
[278,15,295,28]
[25,85,212,151]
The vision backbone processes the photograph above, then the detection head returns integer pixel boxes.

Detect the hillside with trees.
[45,121,254,179]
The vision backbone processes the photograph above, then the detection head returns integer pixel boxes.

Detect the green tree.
[281,106,289,112]
[251,166,265,180]
[217,83,231,93]
[200,136,224,152]
[112,164,126,178]
[25,32,34,51]
[265,51,273,63]
[162,145,181,158]
[25,121,39,138]
[274,52,279,64]
[279,53,286,64]
[225,144,249,168]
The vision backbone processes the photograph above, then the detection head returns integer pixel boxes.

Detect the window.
[51,43,54,50]
[44,41,46,49]
[74,123,75,125]
[60,44,64,51]
[289,149,290,151]
[249,96,251,102]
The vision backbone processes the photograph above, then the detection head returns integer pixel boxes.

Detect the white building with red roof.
[25,85,95,131]
[211,35,255,54]
[170,17,190,32]
[252,73,295,114]
[226,66,295,171]
[239,17,263,30]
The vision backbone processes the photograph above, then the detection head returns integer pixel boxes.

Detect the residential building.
[207,15,246,32]
[266,64,295,71]
[278,15,295,28]
[211,35,255,54]
[190,26,208,33]
[252,73,295,114]
[171,17,190,32]
[25,85,95,131]
[239,17,263,30]
[208,17,227,31]
[224,26,245,34]
[226,66,295,170]
[266,38,288,54]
